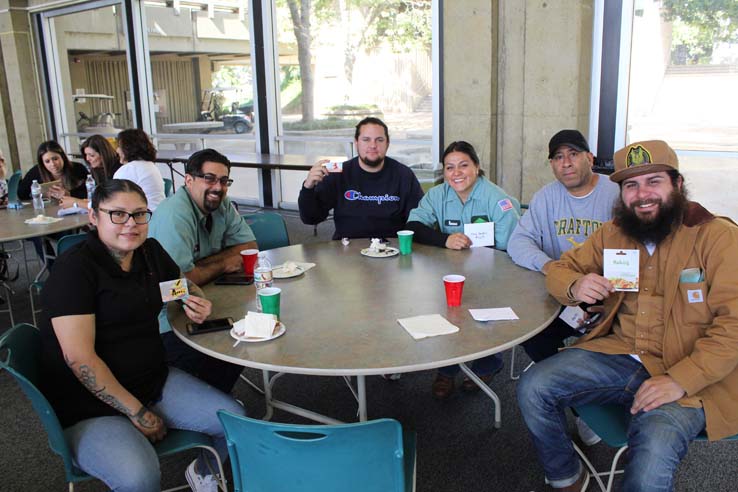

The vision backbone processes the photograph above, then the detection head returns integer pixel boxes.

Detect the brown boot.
[431,373,455,399]
[557,470,589,492]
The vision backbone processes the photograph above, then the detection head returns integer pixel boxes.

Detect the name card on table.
[463,222,494,247]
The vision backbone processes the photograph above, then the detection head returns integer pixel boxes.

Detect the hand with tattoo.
[131,405,167,442]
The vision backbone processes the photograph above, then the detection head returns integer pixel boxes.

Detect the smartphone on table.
[186,317,234,335]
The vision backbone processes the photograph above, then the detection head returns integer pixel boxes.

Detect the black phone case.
[187,317,234,335]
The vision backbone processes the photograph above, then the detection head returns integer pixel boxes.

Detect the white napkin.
[469,307,519,321]
[24,215,63,225]
[233,312,278,339]
[273,261,316,273]
[397,314,459,340]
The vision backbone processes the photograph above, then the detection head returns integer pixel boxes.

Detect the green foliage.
[662,0,738,64]
[328,103,381,112]
[283,117,360,130]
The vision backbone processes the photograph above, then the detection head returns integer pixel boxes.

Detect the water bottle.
[85,174,96,208]
[253,252,273,311]
[31,180,44,211]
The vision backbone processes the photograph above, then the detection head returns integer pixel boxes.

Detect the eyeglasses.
[98,208,153,224]
[191,173,234,187]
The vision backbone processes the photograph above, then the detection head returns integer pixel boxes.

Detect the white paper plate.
[230,322,286,343]
[273,265,305,279]
[360,247,399,258]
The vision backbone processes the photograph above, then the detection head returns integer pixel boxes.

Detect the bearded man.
[149,148,256,393]
[298,117,424,239]
[516,140,738,491]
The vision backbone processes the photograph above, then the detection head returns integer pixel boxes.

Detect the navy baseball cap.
[548,130,590,159]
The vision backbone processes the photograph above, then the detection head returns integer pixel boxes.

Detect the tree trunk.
[287,0,314,122]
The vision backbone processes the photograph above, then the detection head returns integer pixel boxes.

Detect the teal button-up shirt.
[407,178,519,250]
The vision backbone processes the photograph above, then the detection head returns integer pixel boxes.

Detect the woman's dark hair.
[442,141,485,177]
[116,129,157,162]
[91,178,148,211]
[36,140,83,189]
[354,117,390,143]
[186,148,231,175]
[81,135,120,185]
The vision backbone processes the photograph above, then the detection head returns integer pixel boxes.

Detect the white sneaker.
[576,416,602,446]
[185,459,219,492]
[381,373,402,381]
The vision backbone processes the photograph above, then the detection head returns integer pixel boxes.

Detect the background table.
[0,203,89,242]
[169,241,559,425]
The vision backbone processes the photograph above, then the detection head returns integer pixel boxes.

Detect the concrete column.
[0,0,46,171]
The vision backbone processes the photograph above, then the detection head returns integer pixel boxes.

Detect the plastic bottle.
[31,180,44,211]
[253,252,273,311]
[85,174,96,208]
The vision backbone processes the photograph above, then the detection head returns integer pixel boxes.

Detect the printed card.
[463,222,495,247]
[159,278,189,302]
[322,161,343,172]
[559,305,588,331]
[603,249,639,291]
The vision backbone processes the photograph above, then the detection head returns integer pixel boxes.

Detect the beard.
[203,190,224,213]
[613,188,688,244]
[360,155,385,168]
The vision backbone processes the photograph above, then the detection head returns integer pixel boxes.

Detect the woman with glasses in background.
[60,135,122,209]
[39,179,244,491]
[113,129,166,210]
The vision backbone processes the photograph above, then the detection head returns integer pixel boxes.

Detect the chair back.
[0,324,87,483]
[7,170,22,204]
[242,212,289,251]
[57,233,87,256]
[218,411,408,492]
[163,178,173,197]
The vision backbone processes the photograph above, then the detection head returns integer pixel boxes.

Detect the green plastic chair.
[218,410,416,492]
[29,232,88,326]
[6,170,22,209]
[573,403,738,491]
[163,177,174,197]
[242,211,290,251]
[0,323,226,492]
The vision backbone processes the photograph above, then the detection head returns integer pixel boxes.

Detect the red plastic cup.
[443,275,466,307]
[240,249,259,277]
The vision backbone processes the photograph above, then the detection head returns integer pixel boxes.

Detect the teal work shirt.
[407,178,519,250]
[149,186,255,333]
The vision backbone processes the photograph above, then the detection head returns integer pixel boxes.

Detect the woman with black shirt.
[18,140,87,201]
[40,179,244,491]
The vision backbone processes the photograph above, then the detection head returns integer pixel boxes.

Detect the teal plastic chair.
[163,177,174,197]
[7,170,22,208]
[573,403,738,492]
[0,323,226,492]
[29,232,88,326]
[242,211,290,251]
[218,411,416,492]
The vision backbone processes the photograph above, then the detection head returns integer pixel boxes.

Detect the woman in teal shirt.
[406,141,520,399]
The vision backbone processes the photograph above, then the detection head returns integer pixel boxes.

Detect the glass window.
[42,3,134,153]
[626,1,738,219]
[274,0,434,196]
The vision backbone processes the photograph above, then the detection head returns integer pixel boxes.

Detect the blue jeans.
[438,353,503,377]
[516,349,705,491]
[64,367,245,492]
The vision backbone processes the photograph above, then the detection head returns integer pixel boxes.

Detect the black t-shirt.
[18,161,88,200]
[298,157,424,239]
[39,232,179,427]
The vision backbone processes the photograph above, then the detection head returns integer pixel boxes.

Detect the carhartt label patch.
[687,289,704,303]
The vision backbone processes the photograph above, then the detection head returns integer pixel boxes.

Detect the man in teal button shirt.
[149,148,257,393]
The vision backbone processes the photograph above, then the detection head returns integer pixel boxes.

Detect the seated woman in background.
[59,135,121,209]
[113,129,165,210]
[18,140,87,201]
[40,179,244,492]
[405,140,520,400]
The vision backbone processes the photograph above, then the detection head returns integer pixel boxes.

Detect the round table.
[169,241,559,425]
[0,203,89,241]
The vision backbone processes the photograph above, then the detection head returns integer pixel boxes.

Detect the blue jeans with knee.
[516,348,705,491]
[64,367,246,492]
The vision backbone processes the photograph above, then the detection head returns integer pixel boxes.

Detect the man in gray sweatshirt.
[509,130,619,359]
[508,129,619,445]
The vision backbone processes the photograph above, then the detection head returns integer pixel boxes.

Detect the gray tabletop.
[169,241,560,377]
[0,204,89,241]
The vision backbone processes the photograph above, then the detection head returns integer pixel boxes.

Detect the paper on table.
[57,206,87,216]
[397,314,459,340]
[24,215,63,225]
[469,307,519,321]
[233,312,278,339]
[273,261,316,273]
